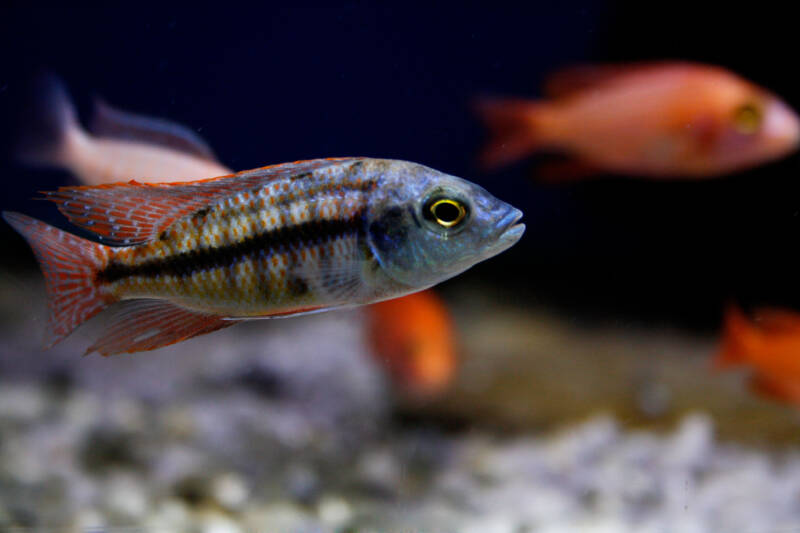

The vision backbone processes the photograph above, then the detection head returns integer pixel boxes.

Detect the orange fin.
[749,374,800,405]
[543,62,678,98]
[714,304,754,369]
[3,212,112,346]
[43,157,363,245]
[90,98,220,163]
[87,299,236,356]
[474,98,545,170]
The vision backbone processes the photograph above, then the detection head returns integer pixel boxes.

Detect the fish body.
[6,158,524,355]
[18,74,230,184]
[366,289,456,396]
[715,305,800,404]
[477,62,800,178]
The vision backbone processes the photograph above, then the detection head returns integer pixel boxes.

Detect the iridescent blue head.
[364,160,524,290]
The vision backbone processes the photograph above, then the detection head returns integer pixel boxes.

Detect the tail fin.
[3,212,112,346]
[16,73,82,168]
[714,304,756,369]
[474,98,547,170]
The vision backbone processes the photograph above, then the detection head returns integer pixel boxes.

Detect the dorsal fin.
[43,157,363,246]
[543,62,686,99]
[89,98,219,162]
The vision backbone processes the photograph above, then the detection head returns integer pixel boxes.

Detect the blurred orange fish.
[18,73,230,184]
[714,305,800,404]
[366,289,457,397]
[476,62,800,178]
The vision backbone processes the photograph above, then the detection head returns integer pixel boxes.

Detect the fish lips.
[488,208,525,255]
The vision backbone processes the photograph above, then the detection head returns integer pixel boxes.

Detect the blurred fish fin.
[474,98,548,170]
[749,374,800,404]
[544,63,671,98]
[86,299,235,356]
[534,158,603,183]
[2,211,111,347]
[43,158,358,245]
[16,72,84,168]
[90,97,220,163]
[714,304,754,369]
[751,307,800,334]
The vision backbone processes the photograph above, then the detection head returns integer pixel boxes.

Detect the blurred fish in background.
[12,76,467,396]
[16,74,230,184]
[715,304,800,405]
[475,62,800,179]
[365,289,457,398]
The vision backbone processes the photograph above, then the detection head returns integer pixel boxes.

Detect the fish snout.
[764,99,800,150]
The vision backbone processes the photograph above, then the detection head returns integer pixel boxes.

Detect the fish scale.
[100,167,377,316]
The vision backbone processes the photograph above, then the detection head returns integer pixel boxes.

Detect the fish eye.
[733,103,763,134]
[424,197,468,228]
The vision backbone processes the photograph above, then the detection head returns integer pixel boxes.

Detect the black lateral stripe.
[97,210,367,284]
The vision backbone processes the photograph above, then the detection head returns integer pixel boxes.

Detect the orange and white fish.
[17,74,230,185]
[366,289,457,397]
[5,158,524,355]
[714,304,800,404]
[476,62,800,178]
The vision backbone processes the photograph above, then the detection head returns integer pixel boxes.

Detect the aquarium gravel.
[2,311,800,533]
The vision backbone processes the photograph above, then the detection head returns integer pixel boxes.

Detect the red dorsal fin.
[43,157,363,245]
[86,298,237,356]
[543,62,683,99]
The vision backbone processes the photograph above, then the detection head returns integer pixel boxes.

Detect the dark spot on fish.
[193,206,212,220]
[287,275,309,297]
[159,230,169,241]
[368,207,407,255]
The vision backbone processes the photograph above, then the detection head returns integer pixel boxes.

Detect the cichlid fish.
[17,73,230,185]
[5,158,524,356]
[714,305,800,405]
[476,62,800,178]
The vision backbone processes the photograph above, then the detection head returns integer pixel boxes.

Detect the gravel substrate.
[2,293,800,532]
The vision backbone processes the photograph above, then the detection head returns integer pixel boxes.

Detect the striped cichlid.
[4,157,524,355]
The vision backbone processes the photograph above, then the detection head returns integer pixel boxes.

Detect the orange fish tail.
[3,212,112,346]
[714,304,756,369]
[475,98,548,170]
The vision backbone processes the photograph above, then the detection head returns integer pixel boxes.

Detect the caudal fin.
[474,98,547,170]
[3,212,112,346]
[16,73,82,168]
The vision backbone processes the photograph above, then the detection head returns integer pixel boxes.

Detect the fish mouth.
[491,208,525,252]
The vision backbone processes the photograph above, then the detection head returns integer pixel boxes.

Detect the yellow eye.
[427,198,467,228]
[734,103,762,134]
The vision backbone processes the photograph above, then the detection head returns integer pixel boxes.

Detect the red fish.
[476,62,800,178]
[714,305,800,404]
[365,289,457,397]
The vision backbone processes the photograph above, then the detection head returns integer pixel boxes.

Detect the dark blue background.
[1,2,798,328]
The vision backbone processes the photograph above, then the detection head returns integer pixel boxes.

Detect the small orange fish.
[476,62,800,178]
[366,289,457,397]
[17,74,230,184]
[715,305,800,404]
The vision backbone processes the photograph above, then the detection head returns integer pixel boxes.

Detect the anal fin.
[87,299,236,356]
